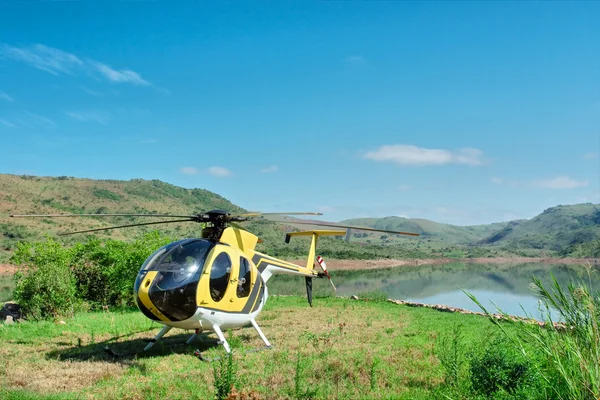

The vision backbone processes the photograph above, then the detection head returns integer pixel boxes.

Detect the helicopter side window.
[210,252,232,302]
[237,257,251,298]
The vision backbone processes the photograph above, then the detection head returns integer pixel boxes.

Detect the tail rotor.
[316,255,336,292]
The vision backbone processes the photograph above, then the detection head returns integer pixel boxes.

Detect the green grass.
[0,296,500,400]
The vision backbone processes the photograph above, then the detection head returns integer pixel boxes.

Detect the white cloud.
[0,118,15,128]
[0,43,150,86]
[208,166,233,177]
[364,144,485,166]
[398,184,411,191]
[490,177,504,184]
[0,43,83,75]
[180,167,199,175]
[532,176,588,189]
[92,62,150,86]
[24,110,55,126]
[583,152,598,159]
[67,110,110,124]
[0,91,13,102]
[260,165,278,173]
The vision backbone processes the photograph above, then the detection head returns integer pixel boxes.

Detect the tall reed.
[466,269,600,400]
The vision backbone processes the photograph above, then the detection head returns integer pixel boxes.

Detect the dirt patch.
[0,264,19,274]
[5,359,126,393]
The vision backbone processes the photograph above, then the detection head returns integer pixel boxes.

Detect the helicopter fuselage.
[132,228,319,337]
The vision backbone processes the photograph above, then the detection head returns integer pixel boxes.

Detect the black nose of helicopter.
[134,238,214,322]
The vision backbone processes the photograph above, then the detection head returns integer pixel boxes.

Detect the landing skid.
[105,319,272,360]
[193,318,272,361]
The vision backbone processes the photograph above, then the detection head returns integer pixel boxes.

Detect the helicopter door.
[227,256,256,313]
[198,246,240,311]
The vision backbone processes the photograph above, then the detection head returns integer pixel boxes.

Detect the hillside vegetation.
[1,173,598,260]
[0,174,433,262]
[341,204,600,257]
[0,173,244,258]
[339,216,514,245]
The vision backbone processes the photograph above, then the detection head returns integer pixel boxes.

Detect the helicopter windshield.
[135,239,214,321]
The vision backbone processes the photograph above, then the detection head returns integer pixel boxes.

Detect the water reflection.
[267,262,599,318]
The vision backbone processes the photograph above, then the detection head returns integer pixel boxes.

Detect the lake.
[268,262,600,319]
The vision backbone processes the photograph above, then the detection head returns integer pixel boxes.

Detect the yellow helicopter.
[11,210,419,355]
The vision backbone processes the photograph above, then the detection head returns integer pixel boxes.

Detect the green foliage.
[467,273,600,400]
[9,232,174,318]
[356,289,388,302]
[436,328,540,399]
[92,188,122,201]
[212,352,237,400]
[468,336,534,398]
[70,232,173,307]
[11,237,78,320]
[436,324,467,389]
[563,240,600,258]
[291,351,319,399]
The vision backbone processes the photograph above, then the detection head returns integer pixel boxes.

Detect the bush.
[469,336,534,398]
[435,328,540,399]
[11,238,78,320]
[10,231,174,318]
[70,231,173,307]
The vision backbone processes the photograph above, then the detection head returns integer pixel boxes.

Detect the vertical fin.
[306,232,318,271]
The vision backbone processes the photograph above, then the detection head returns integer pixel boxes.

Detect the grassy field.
[0,295,501,400]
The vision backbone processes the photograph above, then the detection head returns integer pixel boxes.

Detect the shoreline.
[286,256,600,271]
[1,256,598,275]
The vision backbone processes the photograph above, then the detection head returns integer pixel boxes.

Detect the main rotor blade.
[235,212,323,217]
[281,220,420,236]
[10,213,194,218]
[58,218,195,236]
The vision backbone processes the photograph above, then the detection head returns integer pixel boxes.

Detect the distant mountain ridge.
[338,216,517,245]
[341,203,600,251]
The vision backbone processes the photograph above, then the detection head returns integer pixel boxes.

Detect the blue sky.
[0,1,598,225]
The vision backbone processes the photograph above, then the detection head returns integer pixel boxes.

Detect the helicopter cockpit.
[134,238,214,321]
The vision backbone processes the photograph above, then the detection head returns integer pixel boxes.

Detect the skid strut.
[144,325,172,351]
[194,320,272,361]
[186,328,201,345]
[251,318,271,348]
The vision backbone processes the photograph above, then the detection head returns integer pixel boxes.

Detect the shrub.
[11,238,78,320]
[213,352,237,400]
[92,188,122,201]
[469,336,534,398]
[10,232,174,318]
[70,231,173,307]
[436,327,541,399]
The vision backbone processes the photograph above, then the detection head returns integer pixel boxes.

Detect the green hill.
[0,173,433,262]
[0,173,244,259]
[340,204,600,254]
[479,203,600,251]
[339,216,514,244]
[1,173,598,261]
